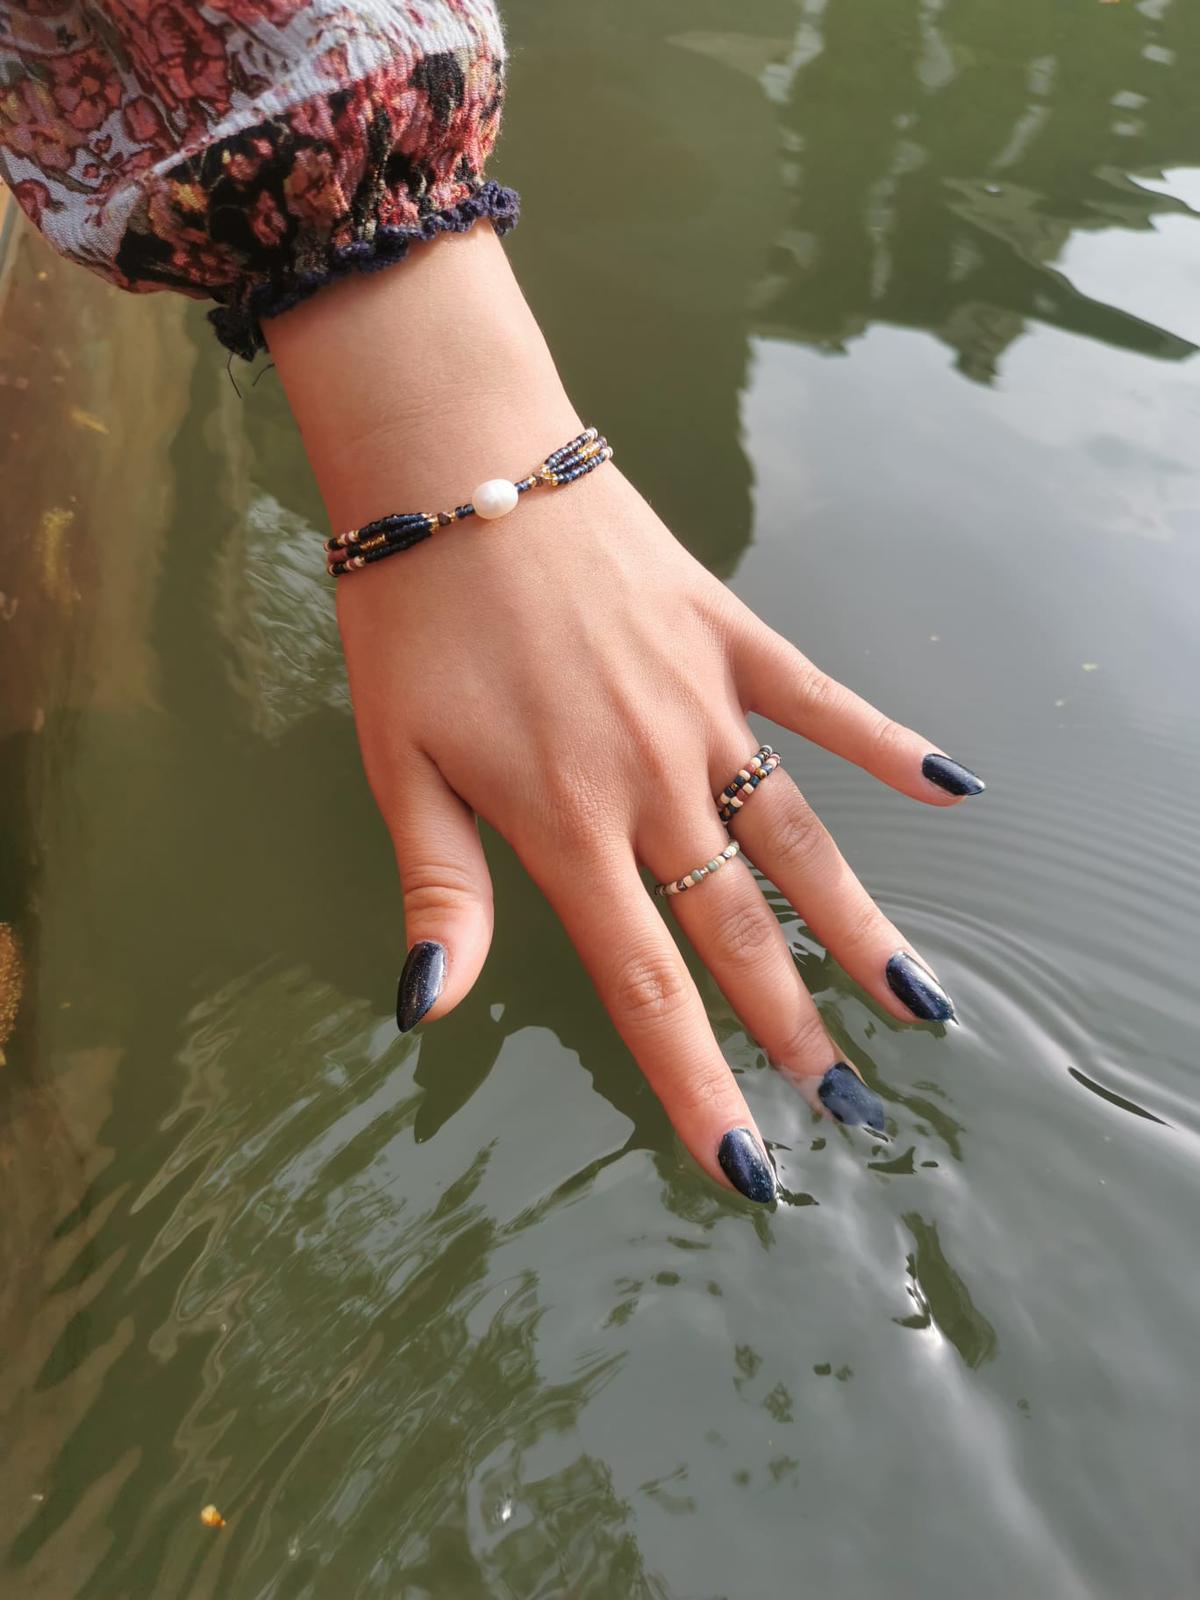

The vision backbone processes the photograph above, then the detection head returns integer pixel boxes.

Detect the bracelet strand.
[326,426,613,577]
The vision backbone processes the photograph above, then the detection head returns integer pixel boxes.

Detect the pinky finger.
[385,754,494,1032]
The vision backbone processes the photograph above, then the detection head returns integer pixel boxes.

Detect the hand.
[266,230,983,1204]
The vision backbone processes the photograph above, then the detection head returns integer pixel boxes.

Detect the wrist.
[265,228,582,531]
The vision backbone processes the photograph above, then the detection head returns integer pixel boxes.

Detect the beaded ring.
[655,839,742,898]
[717,746,782,825]
[326,426,613,577]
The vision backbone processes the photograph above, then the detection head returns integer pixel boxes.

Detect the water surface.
[2,1,1199,1595]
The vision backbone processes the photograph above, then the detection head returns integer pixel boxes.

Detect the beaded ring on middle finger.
[716,746,782,825]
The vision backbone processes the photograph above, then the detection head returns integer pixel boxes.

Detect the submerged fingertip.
[817,1062,886,1131]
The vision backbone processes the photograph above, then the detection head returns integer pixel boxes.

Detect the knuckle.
[401,861,485,919]
[796,663,845,721]
[611,948,691,1027]
[623,714,685,790]
[868,714,908,766]
[772,1008,831,1069]
[670,1067,730,1123]
[839,892,888,954]
[361,743,412,812]
[709,898,777,968]
[771,801,830,876]
[542,768,615,851]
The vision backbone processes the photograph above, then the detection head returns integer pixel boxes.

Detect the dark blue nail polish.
[718,1128,777,1204]
[886,951,956,1022]
[818,1062,886,1131]
[922,753,985,796]
[396,940,446,1033]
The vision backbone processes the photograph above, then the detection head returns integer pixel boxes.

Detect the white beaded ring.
[654,839,742,898]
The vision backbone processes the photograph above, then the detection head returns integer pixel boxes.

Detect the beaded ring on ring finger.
[654,840,742,898]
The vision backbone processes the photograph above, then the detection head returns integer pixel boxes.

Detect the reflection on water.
[895,1213,997,1369]
[2,1,1200,1595]
[750,0,1200,378]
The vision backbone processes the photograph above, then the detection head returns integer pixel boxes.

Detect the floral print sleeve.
[0,2,517,357]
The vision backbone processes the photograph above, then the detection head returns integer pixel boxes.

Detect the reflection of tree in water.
[754,0,1200,379]
[13,970,669,1598]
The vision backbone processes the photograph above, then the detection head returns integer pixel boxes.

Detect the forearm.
[264,228,582,536]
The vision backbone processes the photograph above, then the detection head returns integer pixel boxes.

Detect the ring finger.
[637,797,886,1133]
[530,839,779,1204]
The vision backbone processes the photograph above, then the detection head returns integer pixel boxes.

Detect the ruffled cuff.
[209,177,519,360]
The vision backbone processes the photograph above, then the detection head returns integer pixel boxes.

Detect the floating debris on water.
[69,406,109,436]
[200,1505,225,1529]
[36,506,76,605]
[0,925,22,1065]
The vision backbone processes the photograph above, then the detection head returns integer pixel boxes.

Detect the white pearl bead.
[472,478,519,520]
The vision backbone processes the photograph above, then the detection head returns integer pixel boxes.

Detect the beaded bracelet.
[326,426,613,577]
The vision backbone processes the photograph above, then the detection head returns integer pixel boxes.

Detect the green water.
[2,2,1200,1595]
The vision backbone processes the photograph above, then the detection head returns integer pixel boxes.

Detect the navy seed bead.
[362,528,432,563]
[357,523,431,558]
[360,511,428,537]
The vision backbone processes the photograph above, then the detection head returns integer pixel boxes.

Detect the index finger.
[737,623,986,806]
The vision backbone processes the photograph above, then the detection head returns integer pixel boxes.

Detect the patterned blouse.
[0,1,517,357]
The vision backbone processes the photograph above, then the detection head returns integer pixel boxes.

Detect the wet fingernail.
[396,940,446,1033]
[886,951,956,1022]
[818,1062,886,1131]
[717,1128,777,1204]
[922,752,985,797]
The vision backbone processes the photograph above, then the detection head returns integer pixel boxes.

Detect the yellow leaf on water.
[68,406,109,436]
[0,925,23,1062]
[36,506,76,605]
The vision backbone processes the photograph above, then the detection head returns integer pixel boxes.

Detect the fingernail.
[818,1062,886,1131]
[922,752,985,797]
[717,1128,777,1204]
[396,940,446,1033]
[886,951,956,1022]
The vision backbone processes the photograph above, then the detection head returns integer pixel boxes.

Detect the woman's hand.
[267,229,982,1203]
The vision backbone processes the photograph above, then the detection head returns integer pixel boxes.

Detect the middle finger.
[726,762,957,1026]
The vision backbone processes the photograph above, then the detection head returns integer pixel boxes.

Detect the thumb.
[387,755,494,1033]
